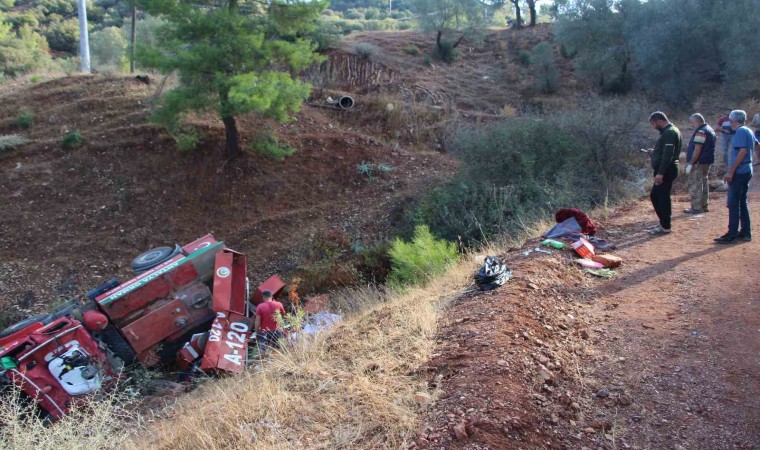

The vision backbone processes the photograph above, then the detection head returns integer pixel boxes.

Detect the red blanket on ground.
[555,208,597,236]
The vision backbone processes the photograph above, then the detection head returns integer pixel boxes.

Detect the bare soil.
[417,183,759,449]
[0,75,455,321]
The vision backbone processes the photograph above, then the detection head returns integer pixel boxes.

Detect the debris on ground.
[541,239,566,249]
[572,238,595,259]
[591,253,623,268]
[474,256,512,291]
[584,268,616,278]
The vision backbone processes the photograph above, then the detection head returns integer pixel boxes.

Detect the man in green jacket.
[646,111,682,234]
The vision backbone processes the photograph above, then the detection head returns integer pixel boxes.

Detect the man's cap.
[729,110,747,123]
[262,290,273,297]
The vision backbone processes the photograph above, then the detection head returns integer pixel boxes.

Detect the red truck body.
[0,234,286,420]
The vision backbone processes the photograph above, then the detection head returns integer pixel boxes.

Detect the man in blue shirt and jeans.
[714,110,755,243]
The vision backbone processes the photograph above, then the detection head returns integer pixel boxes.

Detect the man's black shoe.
[714,234,738,244]
[738,233,752,242]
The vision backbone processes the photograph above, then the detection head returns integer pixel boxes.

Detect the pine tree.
[139,0,326,159]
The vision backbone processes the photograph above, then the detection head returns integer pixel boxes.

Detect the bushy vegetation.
[0,13,54,77]
[251,134,298,162]
[553,0,760,104]
[15,109,32,129]
[354,41,380,60]
[403,45,419,56]
[174,132,200,152]
[0,134,29,154]
[388,225,459,287]
[530,42,559,93]
[90,26,128,72]
[413,99,650,246]
[61,130,84,149]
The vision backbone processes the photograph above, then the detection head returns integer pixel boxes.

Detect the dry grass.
[134,259,479,450]
[0,381,142,449]
[1,214,567,450]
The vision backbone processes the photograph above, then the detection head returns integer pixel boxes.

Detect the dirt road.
[418,179,759,449]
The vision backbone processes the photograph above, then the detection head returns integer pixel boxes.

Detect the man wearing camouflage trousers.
[684,113,716,214]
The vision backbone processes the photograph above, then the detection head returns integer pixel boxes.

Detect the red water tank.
[82,310,109,332]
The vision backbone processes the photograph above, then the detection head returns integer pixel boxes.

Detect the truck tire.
[130,244,181,275]
[0,313,54,339]
[97,326,136,365]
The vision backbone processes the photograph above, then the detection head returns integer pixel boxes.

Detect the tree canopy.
[553,0,760,103]
[139,0,326,158]
[411,0,503,61]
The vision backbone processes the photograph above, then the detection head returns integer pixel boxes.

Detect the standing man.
[255,290,286,349]
[684,113,716,214]
[715,110,753,243]
[717,112,734,165]
[647,111,682,234]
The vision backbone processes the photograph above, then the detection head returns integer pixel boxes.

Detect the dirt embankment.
[0,75,455,320]
[417,184,759,449]
[0,25,593,321]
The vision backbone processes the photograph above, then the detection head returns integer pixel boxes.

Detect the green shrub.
[518,50,531,66]
[90,26,128,72]
[388,225,458,287]
[15,110,33,129]
[0,134,30,154]
[29,74,40,83]
[403,45,420,56]
[344,8,363,20]
[435,40,457,63]
[44,18,79,54]
[559,44,576,59]
[251,134,297,162]
[413,99,650,246]
[531,42,559,94]
[310,19,344,51]
[354,42,379,60]
[423,55,433,66]
[397,21,414,31]
[61,131,84,149]
[175,132,200,152]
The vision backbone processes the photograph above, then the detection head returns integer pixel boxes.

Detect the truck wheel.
[130,244,181,275]
[0,313,54,339]
[97,326,136,365]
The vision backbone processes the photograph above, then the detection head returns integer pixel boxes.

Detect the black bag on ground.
[475,256,512,291]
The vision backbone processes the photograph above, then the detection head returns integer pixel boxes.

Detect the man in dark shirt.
[646,111,682,234]
[684,113,716,214]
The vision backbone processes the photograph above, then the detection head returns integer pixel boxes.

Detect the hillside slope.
[0,25,590,319]
[0,75,454,319]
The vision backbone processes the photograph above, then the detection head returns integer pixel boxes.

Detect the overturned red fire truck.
[0,234,284,420]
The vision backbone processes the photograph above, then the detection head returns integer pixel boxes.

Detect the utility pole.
[130,5,137,73]
[76,0,90,73]
[389,0,392,14]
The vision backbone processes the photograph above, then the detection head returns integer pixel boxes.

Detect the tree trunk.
[528,0,537,26]
[222,115,239,159]
[452,34,465,49]
[511,0,522,29]
[129,6,137,73]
